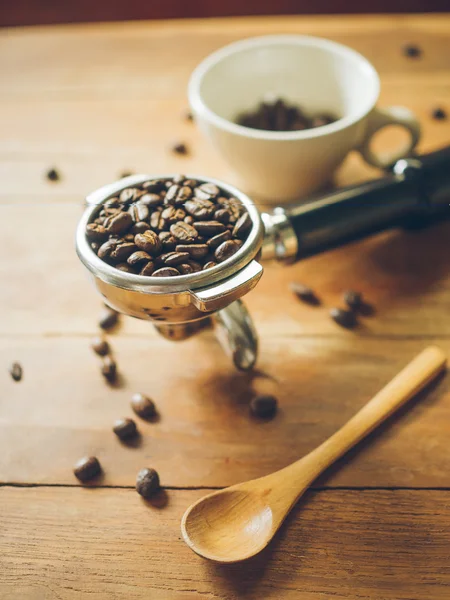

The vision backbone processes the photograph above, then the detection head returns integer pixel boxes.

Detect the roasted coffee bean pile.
[236,98,338,132]
[87,176,252,277]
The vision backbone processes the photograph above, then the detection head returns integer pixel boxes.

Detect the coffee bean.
[127,250,152,267]
[106,212,133,235]
[46,167,60,182]
[214,208,231,224]
[184,110,193,122]
[403,43,421,58]
[120,188,141,203]
[159,232,177,251]
[128,202,149,222]
[136,468,160,499]
[343,290,363,311]
[185,198,215,219]
[193,221,226,236]
[91,336,110,356]
[150,210,165,230]
[232,212,252,239]
[170,221,198,242]
[110,242,138,261]
[250,395,278,419]
[86,223,107,242]
[134,230,162,256]
[101,355,117,382]
[215,239,241,262]
[116,262,134,272]
[178,263,194,274]
[73,456,101,482]
[152,267,180,277]
[131,221,151,235]
[175,244,209,259]
[161,251,190,266]
[97,239,117,259]
[172,142,188,155]
[203,261,217,270]
[161,206,186,224]
[183,179,197,188]
[187,260,202,272]
[311,114,336,128]
[165,184,192,206]
[104,197,121,209]
[91,242,100,252]
[9,361,23,382]
[124,233,135,242]
[131,393,156,419]
[99,307,118,330]
[140,261,155,276]
[194,183,220,201]
[120,171,133,178]
[290,282,320,306]
[139,193,162,208]
[206,230,232,250]
[431,107,447,120]
[142,179,165,192]
[184,215,195,225]
[330,307,357,329]
[113,418,138,440]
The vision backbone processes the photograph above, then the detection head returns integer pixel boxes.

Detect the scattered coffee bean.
[99,307,119,330]
[136,467,160,499]
[120,171,134,178]
[131,393,156,419]
[91,336,109,356]
[290,282,320,306]
[113,418,138,440]
[431,107,447,120]
[403,43,422,58]
[343,290,363,311]
[152,267,180,277]
[250,394,278,419]
[9,361,23,382]
[46,167,60,182]
[88,177,252,277]
[184,110,193,122]
[215,239,241,262]
[172,142,188,155]
[237,98,338,132]
[330,307,357,329]
[73,456,101,482]
[101,355,117,382]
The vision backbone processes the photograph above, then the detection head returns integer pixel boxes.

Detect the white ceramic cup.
[188,35,421,203]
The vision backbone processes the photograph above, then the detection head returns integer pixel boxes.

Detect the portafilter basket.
[76,175,265,370]
[76,146,450,371]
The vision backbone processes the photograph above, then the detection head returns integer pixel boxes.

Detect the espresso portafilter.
[76,146,450,371]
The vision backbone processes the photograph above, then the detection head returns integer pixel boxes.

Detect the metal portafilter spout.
[77,146,450,371]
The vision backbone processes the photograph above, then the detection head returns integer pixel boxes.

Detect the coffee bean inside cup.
[236,97,338,132]
[87,176,252,277]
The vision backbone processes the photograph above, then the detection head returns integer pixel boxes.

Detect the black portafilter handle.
[263,145,450,262]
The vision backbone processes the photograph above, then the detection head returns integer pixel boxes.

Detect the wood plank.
[2,336,449,487]
[1,203,450,337]
[1,487,449,599]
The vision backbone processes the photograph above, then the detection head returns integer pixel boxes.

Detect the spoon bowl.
[181,489,274,563]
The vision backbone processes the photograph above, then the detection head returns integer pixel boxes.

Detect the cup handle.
[357,106,421,169]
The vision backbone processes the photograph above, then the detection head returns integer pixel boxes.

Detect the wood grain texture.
[2,336,450,487]
[1,487,449,600]
[1,15,450,598]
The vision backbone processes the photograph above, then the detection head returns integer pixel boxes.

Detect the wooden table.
[1,14,450,599]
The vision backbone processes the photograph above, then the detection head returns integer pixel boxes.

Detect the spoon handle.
[287,346,447,485]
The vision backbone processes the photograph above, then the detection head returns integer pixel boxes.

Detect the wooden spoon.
[181,346,446,563]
